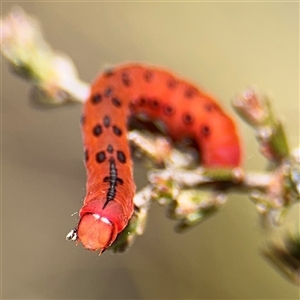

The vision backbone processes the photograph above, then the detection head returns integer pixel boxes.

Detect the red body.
[77,64,242,252]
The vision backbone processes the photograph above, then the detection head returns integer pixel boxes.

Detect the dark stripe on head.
[102,157,124,208]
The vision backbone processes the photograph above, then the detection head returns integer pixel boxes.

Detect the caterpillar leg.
[66,228,78,242]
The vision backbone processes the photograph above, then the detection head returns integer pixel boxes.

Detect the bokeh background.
[2,1,299,299]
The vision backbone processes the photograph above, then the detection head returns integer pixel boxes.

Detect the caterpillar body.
[74,63,242,253]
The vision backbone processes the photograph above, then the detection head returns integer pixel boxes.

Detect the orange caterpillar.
[70,64,241,253]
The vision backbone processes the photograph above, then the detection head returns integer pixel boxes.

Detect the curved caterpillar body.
[76,63,241,253]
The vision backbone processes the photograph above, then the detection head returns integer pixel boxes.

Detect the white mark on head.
[100,216,111,225]
[92,214,111,225]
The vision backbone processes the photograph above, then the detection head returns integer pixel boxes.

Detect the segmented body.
[76,63,241,252]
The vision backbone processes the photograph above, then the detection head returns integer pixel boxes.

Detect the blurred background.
[2,1,299,299]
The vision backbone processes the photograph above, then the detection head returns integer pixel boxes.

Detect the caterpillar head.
[67,213,118,254]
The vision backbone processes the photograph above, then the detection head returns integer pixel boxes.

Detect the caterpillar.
[70,63,242,253]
